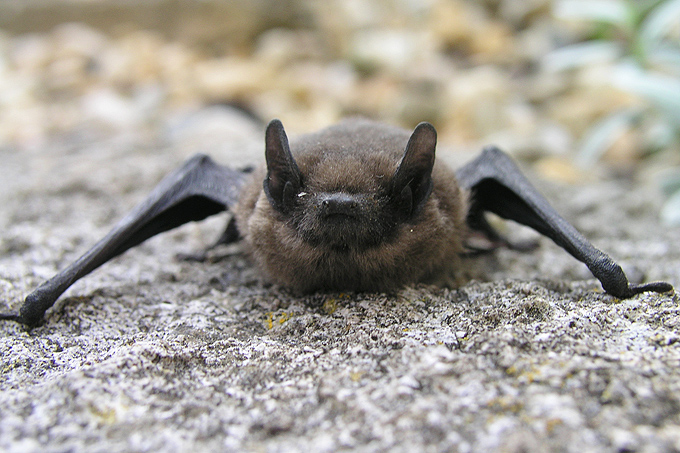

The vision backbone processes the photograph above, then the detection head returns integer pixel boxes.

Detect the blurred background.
[1,0,679,223]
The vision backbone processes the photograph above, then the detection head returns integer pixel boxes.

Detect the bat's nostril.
[321,194,359,217]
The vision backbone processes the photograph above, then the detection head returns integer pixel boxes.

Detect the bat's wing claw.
[457,147,674,301]
[14,154,248,327]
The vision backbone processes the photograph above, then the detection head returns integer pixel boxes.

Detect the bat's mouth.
[323,211,360,222]
[313,216,388,251]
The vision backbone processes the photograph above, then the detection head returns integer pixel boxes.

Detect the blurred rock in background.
[1,0,678,197]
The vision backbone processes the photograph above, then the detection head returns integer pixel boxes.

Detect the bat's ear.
[264,119,302,213]
[391,122,436,219]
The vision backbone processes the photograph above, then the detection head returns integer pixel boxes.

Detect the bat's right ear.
[264,119,302,213]
[391,122,437,220]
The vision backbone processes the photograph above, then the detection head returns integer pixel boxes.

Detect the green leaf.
[647,46,680,74]
[643,117,677,150]
[661,170,680,195]
[613,62,680,125]
[575,109,638,166]
[555,0,632,28]
[639,0,680,49]
[661,187,680,225]
[542,41,623,72]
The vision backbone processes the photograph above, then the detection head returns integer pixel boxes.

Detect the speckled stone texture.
[1,109,679,452]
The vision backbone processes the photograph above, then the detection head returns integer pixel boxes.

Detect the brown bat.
[1,119,673,327]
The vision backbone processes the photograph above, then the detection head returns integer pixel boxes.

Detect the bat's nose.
[320,193,359,217]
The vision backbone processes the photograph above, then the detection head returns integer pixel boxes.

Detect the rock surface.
[1,108,679,452]
[1,1,679,450]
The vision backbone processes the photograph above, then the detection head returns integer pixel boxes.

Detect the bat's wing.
[456,146,673,299]
[1,154,248,327]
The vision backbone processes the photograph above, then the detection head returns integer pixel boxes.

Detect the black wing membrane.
[1,154,247,327]
[456,146,673,299]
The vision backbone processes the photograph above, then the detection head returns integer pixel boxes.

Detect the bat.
[0,118,673,327]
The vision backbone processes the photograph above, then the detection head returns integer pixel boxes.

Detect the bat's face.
[263,120,437,251]
[233,119,466,293]
[288,183,392,251]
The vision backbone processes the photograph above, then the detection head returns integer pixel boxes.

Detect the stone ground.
[1,108,679,452]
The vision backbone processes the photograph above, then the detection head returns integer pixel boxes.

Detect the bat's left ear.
[391,122,437,219]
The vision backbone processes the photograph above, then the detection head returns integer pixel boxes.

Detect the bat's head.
[263,119,437,251]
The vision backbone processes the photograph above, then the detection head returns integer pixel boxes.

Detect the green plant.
[545,0,680,225]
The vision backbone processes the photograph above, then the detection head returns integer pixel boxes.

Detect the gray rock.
[1,117,679,452]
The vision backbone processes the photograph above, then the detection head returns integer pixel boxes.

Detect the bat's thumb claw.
[593,258,674,299]
[628,281,675,297]
[0,312,23,324]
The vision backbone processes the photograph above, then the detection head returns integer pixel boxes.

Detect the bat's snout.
[320,193,360,218]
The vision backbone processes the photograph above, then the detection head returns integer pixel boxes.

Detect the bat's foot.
[176,217,241,263]
[464,233,539,256]
[505,238,540,252]
[176,251,210,262]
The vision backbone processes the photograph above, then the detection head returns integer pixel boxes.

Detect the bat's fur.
[234,119,468,293]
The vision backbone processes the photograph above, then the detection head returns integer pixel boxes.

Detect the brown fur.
[233,119,468,293]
